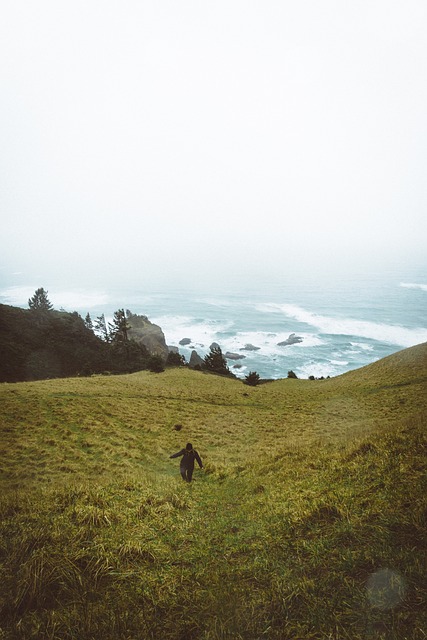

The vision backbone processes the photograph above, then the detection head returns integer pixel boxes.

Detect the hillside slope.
[0,343,426,639]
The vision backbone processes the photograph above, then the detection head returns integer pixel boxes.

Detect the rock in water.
[225,352,246,360]
[240,343,260,351]
[277,333,303,346]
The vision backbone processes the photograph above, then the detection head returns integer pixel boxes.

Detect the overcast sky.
[1,1,426,301]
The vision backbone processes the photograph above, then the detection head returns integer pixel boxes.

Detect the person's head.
[186,442,193,450]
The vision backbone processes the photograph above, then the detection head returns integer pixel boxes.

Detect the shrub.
[166,352,186,367]
[148,355,165,373]
[244,371,260,386]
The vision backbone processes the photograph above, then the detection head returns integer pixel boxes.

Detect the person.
[170,442,203,482]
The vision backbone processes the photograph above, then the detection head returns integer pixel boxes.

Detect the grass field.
[0,343,426,639]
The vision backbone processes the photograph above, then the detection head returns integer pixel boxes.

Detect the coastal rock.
[240,343,260,351]
[126,311,169,359]
[179,338,192,346]
[209,342,221,351]
[189,350,204,369]
[277,333,303,347]
[225,351,246,360]
[168,346,179,354]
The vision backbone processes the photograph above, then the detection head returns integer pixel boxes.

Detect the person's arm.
[194,451,203,468]
[170,449,184,459]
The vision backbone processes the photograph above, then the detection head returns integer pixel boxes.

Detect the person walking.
[170,442,203,482]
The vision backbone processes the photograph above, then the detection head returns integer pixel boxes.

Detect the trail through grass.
[1,344,426,638]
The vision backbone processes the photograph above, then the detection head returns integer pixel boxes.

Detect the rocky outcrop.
[225,352,246,360]
[179,338,192,346]
[277,333,303,346]
[240,343,260,351]
[189,350,204,369]
[168,345,179,354]
[126,311,169,359]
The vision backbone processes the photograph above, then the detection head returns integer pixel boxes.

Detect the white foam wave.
[295,361,339,379]
[400,282,427,292]
[150,314,234,348]
[150,313,325,364]
[349,342,374,351]
[206,330,323,358]
[265,303,427,348]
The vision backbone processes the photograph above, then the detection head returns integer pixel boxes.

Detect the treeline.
[1,288,264,384]
[0,289,175,383]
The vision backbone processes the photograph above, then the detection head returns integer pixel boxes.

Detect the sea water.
[110,265,427,380]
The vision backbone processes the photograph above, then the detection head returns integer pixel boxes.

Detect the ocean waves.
[258,303,427,348]
[152,292,427,380]
[400,282,427,292]
[4,275,424,381]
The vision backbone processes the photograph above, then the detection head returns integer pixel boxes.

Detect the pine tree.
[203,345,230,375]
[28,287,53,312]
[84,313,93,331]
[94,314,109,342]
[244,371,260,386]
[109,309,130,343]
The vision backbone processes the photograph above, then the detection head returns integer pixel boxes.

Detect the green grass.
[0,344,426,639]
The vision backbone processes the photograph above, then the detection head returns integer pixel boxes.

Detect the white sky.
[1,0,426,295]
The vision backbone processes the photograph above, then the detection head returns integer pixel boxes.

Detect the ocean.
[2,266,426,381]
[108,266,427,381]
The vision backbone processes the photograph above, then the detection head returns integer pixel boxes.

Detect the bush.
[148,355,165,373]
[287,370,298,379]
[166,352,186,367]
[244,371,260,386]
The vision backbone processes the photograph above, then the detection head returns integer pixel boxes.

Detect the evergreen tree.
[204,345,230,375]
[109,309,130,343]
[28,287,53,312]
[167,351,186,367]
[94,314,109,342]
[244,371,260,386]
[84,313,93,331]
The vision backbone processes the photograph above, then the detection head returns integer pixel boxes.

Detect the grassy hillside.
[0,343,426,639]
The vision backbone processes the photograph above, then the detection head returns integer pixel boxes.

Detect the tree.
[84,313,93,331]
[244,371,260,386]
[148,355,165,373]
[203,345,230,376]
[167,351,186,367]
[94,314,109,342]
[28,288,53,312]
[109,309,130,343]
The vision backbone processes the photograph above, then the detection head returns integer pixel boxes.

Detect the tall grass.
[1,346,426,638]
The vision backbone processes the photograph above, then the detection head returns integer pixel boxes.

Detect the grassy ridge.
[0,344,426,638]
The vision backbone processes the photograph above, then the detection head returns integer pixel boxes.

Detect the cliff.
[126,311,169,360]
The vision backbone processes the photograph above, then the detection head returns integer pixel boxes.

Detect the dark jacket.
[170,448,203,471]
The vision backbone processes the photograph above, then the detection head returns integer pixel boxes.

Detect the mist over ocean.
[103,266,427,380]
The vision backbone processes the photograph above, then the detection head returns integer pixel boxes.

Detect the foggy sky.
[1,1,427,302]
